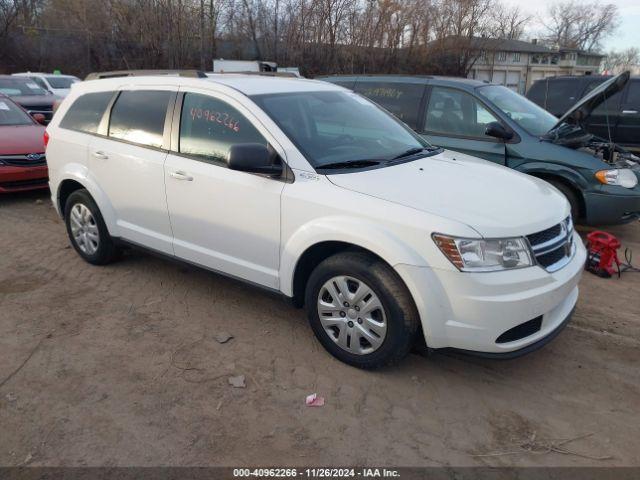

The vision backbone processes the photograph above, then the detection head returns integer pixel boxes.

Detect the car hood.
[0,124,46,155]
[550,71,630,133]
[327,150,569,238]
[9,94,57,107]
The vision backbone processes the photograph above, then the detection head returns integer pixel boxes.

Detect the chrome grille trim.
[526,217,575,272]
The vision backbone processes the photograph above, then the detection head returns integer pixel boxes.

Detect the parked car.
[0,94,48,193]
[320,73,640,225]
[46,73,586,368]
[13,72,80,98]
[527,74,640,152]
[0,76,58,123]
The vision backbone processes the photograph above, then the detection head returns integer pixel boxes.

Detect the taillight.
[44,130,49,147]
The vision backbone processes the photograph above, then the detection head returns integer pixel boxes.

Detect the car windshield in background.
[0,78,48,96]
[477,85,559,137]
[46,76,77,89]
[251,91,431,168]
[0,98,33,126]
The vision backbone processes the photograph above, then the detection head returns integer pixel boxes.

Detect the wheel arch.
[517,164,587,219]
[55,168,119,235]
[281,218,428,307]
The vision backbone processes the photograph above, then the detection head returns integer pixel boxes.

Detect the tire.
[547,179,580,222]
[304,251,419,369]
[64,189,118,265]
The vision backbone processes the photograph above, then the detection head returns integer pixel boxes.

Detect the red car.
[0,94,48,193]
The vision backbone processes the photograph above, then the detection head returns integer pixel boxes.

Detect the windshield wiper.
[316,159,381,170]
[391,146,439,161]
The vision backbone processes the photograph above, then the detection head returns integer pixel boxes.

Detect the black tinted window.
[60,91,115,133]
[179,93,266,164]
[354,81,425,129]
[109,90,172,148]
[544,79,581,115]
[625,80,640,106]
[526,80,547,106]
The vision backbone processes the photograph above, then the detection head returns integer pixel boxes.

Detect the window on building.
[512,52,521,62]
[497,51,507,62]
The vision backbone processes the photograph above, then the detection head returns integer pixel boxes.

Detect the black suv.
[527,75,640,152]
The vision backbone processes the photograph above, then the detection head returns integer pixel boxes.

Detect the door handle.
[92,151,109,160]
[622,110,638,115]
[169,170,194,181]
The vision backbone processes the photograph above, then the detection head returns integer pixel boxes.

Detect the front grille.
[526,217,574,272]
[25,104,52,112]
[0,154,46,167]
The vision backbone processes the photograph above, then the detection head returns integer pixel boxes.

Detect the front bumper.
[583,190,640,225]
[0,165,49,193]
[396,231,586,354]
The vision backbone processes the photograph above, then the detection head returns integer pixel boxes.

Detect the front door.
[616,79,640,150]
[420,86,507,165]
[164,90,285,289]
[89,88,175,254]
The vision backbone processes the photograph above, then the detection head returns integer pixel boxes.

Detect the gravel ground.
[1,189,639,467]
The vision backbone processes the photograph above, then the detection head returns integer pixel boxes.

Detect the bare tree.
[603,47,640,74]
[542,0,618,52]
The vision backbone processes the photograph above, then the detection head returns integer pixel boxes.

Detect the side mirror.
[32,113,46,125]
[485,122,513,141]
[227,143,283,176]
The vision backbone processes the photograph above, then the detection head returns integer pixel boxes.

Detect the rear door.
[420,86,507,165]
[89,87,176,254]
[615,79,640,149]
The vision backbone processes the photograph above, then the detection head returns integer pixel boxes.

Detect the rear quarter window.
[526,80,547,107]
[543,79,582,116]
[353,81,425,130]
[59,91,115,133]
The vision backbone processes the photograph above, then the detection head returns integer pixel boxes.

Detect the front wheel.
[304,252,420,369]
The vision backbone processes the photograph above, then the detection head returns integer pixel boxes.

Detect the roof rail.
[85,70,207,80]
[211,71,299,78]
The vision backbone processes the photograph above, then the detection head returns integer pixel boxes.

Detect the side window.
[353,81,425,130]
[544,79,580,115]
[424,87,500,138]
[179,93,267,164]
[624,80,640,107]
[108,90,172,148]
[59,91,115,133]
[31,77,49,91]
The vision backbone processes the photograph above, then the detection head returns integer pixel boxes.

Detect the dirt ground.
[1,189,639,468]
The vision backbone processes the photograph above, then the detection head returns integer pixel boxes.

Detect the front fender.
[54,163,120,237]
[280,216,430,297]
[516,162,589,191]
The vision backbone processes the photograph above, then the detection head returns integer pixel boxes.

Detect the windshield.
[251,90,430,168]
[0,98,33,126]
[0,78,48,96]
[477,85,559,136]
[46,76,77,89]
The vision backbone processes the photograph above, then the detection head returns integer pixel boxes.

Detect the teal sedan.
[320,73,640,225]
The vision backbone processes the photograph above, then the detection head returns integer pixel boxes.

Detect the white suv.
[13,72,80,97]
[45,73,586,369]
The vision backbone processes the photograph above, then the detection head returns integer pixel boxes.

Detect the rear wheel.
[304,251,419,369]
[64,189,118,265]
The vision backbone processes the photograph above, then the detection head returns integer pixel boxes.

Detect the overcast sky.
[501,0,640,52]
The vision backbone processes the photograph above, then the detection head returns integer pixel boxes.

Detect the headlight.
[432,234,533,272]
[595,169,638,188]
